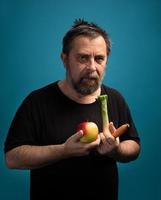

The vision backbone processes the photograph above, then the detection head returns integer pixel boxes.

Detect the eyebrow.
[77,53,105,57]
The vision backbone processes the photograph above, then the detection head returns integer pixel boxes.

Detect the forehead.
[70,36,107,55]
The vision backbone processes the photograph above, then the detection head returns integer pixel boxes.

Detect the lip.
[82,72,99,79]
[81,76,98,81]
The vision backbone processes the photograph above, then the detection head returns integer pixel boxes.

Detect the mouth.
[79,76,99,88]
[81,72,99,80]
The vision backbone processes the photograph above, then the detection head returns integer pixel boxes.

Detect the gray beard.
[71,77,100,95]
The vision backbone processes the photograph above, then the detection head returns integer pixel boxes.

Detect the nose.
[88,57,96,71]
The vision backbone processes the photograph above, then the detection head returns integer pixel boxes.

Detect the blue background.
[1,0,161,199]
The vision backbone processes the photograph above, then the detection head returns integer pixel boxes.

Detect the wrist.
[48,144,68,162]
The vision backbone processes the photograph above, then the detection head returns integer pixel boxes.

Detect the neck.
[58,80,101,104]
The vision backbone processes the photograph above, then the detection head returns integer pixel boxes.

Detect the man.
[4,19,140,200]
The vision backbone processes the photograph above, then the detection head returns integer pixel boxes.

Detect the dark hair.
[62,19,111,56]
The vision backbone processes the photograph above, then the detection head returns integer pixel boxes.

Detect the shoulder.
[20,81,59,108]
[30,81,58,97]
[101,84,129,108]
[26,81,58,100]
[101,84,124,100]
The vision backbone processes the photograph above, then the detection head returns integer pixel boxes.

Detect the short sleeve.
[118,98,140,143]
[114,91,140,143]
[4,94,37,153]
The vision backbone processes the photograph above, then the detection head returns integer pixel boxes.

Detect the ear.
[61,52,68,69]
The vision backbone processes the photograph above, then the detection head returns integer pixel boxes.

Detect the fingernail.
[79,130,84,135]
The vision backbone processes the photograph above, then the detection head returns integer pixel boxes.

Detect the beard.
[69,71,102,95]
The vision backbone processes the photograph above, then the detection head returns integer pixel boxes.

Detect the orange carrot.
[112,124,130,138]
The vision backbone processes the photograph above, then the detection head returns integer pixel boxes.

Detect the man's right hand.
[63,130,100,158]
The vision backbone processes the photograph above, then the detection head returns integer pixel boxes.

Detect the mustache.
[81,71,99,79]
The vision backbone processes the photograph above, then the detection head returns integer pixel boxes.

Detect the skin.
[5,36,140,169]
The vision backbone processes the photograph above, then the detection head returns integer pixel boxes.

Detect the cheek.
[98,65,106,76]
[71,60,86,72]
[68,63,84,79]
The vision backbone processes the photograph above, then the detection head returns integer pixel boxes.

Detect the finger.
[99,132,106,143]
[85,136,101,149]
[106,137,115,145]
[103,124,111,138]
[116,137,120,144]
[103,123,116,142]
[109,122,116,134]
[72,130,84,142]
[84,134,101,145]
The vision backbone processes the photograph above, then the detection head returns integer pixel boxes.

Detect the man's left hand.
[97,122,120,155]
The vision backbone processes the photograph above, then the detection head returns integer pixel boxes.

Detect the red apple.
[77,122,99,143]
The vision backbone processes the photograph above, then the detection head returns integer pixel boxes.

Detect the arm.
[5,130,100,169]
[5,144,66,170]
[109,139,140,163]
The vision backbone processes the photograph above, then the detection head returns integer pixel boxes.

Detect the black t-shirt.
[4,81,140,200]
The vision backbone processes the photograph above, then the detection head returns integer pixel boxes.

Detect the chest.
[38,101,104,144]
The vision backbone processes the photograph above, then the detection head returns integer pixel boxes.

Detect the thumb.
[72,130,84,142]
[99,132,106,143]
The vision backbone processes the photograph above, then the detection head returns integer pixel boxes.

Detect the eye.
[95,56,105,64]
[78,55,89,63]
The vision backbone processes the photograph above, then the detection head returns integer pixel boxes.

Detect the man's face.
[62,36,108,95]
